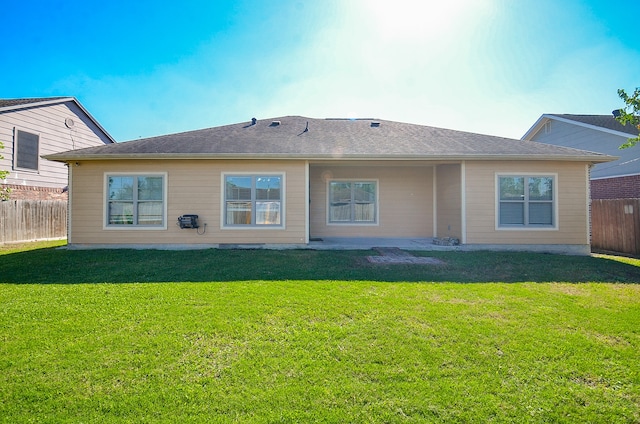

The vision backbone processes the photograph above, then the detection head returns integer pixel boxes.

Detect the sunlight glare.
[365,0,489,41]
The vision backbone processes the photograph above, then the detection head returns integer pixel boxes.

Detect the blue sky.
[2,0,638,141]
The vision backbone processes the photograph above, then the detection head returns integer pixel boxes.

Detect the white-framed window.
[328,180,377,224]
[224,174,283,227]
[497,174,556,228]
[14,129,39,171]
[105,173,167,229]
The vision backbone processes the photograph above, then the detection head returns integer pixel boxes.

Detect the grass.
[1,241,639,422]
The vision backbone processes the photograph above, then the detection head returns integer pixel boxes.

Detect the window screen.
[16,130,39,170]
[329,181,376,223]
[498,176,554,227]
[225,175,282,226]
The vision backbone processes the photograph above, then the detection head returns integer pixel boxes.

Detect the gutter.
[43,152,618,164]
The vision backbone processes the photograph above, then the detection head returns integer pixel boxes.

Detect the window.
[15,130,39,171]
[225,175,282,226]
[498,175,554,227]
[329,181,377,224]
[107,174,165,227]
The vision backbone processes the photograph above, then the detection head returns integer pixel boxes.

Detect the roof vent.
[251,117,257,125]
[270,120,281,127]
[370,122,380,127]
[612,109,622,118]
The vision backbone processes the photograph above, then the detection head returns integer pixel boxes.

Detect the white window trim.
[495,173,558,231]
[221,172,286,230]
[13,127,40,173]
[326,179,380,226]
[103,172,168,230]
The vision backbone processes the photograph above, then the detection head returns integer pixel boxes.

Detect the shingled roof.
[551,114,639,136]
[0,97,74,111]
[522,114,639,139]
[45,116,614,163]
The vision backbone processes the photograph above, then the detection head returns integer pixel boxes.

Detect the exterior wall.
[529,119,636,180]
[67,158,593,249]
[1,184,68,201]
[591,174,640,199]
[435,164,461,240]
[69,160,307,246]
[0,101,112,194]
[309,163,434,238]
[464,161,589,246]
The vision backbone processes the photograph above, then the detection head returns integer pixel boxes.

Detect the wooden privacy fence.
[0,200,67,243]
[591,198,640,256]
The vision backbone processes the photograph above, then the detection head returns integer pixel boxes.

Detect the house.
[44,116,615,254]
[522,114,639,199]
[0,97,115,200]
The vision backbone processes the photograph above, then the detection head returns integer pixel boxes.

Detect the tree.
[615,87,640,149]
[0,141,10,200]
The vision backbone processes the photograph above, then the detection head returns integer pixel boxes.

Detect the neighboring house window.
[498,175,555,227]
[224,175,282,226]
[15,130,39,171]
[329,180,377,223]
[106,174,166,227]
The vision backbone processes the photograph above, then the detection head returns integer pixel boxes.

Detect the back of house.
[45,116,615,255]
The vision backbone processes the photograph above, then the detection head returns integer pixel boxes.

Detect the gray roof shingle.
[0,97,71,110]
[44,116,615,162]
[549,114,638,136]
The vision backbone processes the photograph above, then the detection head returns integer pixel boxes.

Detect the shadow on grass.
[1,247,639,284]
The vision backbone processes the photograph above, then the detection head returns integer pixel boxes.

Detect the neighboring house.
[0,97,115,200]
[44,116,614,254]
[522,114,639,199]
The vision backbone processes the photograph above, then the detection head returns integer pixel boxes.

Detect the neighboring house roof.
[45,116,614,163]
[523,114,638,139]
[0,96,116,144]
[522,114,638,179]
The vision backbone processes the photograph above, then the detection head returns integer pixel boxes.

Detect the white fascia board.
[521,115,550,140]
[524,114,633,140]
[0,97,116,144]
[69,97,117,144]
[0,97,75,113]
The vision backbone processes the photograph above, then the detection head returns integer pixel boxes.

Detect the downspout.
[67,161,73,244]
[586,163,592,247]
[461,161,467,244]
[432,166,437,238]
[305,161,310,244]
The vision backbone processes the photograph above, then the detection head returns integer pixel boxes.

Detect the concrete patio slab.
[307,237,459,251]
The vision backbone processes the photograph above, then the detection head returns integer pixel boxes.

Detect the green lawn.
[1,241,639,423]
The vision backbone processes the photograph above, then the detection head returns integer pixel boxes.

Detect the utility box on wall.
[177,214,199,229]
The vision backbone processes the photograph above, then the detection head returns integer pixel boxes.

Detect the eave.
[43,152,617,163]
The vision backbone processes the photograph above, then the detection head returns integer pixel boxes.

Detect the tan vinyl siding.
[69,160,307,245]
[310,164,433,238]
[465,161,589,245]
[0,101,112,189]
[435,164,461,239]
